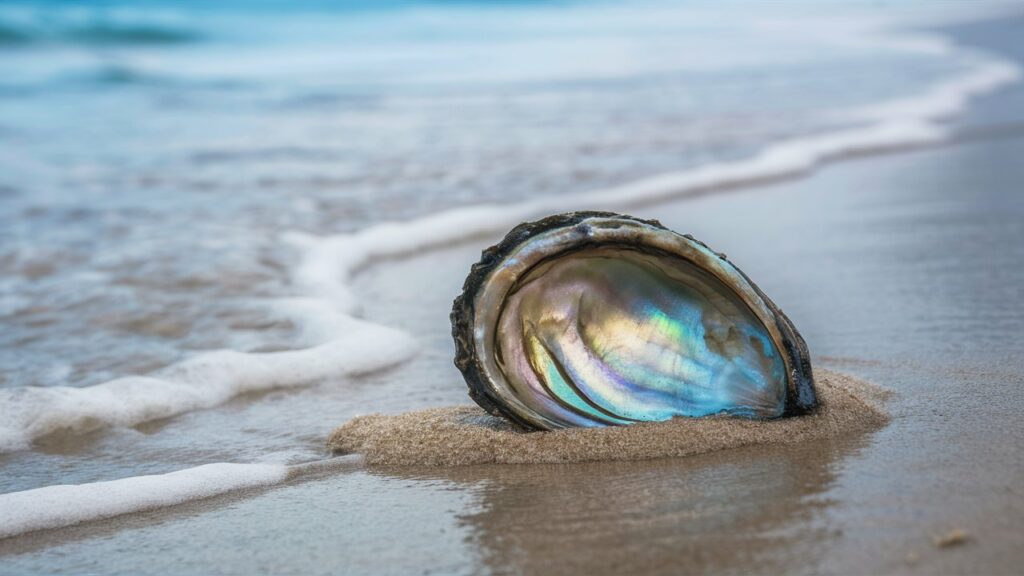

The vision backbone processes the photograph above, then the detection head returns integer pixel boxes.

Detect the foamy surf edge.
[0,456,364,540]
[283,51,1020,286]
[0,23,1018,454]
[0,463,288,540]
[0,313,417,452]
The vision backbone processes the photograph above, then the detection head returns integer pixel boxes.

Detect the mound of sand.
[328,368,889,466]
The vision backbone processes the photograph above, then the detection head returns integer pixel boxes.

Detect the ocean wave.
[0,302,417,452]
[0,455,361,539]
[76,63,167,86]
[0,463,288,539]
[0,18,201,49]
[0,22,31,46]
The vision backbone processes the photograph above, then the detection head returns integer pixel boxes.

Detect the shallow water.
[2,1,1024,574]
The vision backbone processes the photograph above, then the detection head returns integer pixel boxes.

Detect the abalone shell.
[451,212,816,431]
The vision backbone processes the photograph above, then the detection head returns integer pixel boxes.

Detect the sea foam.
[0,463,287,539]
[0,19,1019,454]
[0,314,416,452]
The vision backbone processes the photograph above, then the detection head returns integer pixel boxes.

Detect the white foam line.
[0,22,1018,455]
[846,57,1021,123]
[0,463,289,540]
[287,55,1020,291]
[0,456,365,540]
[0,313,417,452]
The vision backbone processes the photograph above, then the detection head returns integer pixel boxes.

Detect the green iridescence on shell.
[451,212,816,431]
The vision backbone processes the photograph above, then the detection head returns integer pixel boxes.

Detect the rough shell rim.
[451,211,817,431]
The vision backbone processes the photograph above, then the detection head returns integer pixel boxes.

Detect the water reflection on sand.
[384,435,873,575]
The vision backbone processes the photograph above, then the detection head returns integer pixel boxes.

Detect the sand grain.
[328,368,889,466]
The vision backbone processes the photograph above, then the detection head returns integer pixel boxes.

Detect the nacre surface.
[452,212,815,430]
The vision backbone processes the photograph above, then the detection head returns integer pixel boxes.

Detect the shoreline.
[8,131,1024,569]
[1,7,1020,454]
[3,8,1024,566]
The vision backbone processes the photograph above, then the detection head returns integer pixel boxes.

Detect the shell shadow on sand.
[328,368,889,467]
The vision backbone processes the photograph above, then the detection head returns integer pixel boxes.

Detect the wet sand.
[329,369,888,466]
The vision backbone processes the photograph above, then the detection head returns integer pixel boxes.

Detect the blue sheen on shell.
[496,248,787,426]
[452,212,816,431]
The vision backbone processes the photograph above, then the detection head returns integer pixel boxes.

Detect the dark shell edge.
[450,211,817,431]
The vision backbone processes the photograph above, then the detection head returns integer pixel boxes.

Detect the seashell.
[451,212,817,431]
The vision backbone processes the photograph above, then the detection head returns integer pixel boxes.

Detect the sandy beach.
[2,2,1024,575]
[328,369,888,466]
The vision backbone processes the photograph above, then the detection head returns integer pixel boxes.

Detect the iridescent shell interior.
[452,212,816,431]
